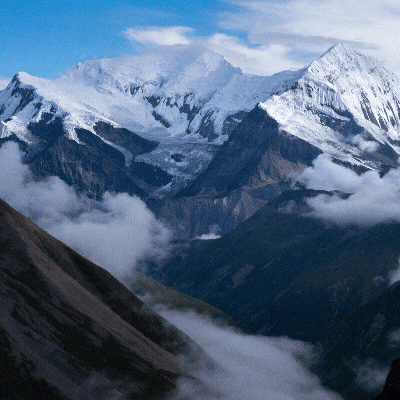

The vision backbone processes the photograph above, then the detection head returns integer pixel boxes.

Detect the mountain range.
[2,43,400,399]
[2,44,400,238]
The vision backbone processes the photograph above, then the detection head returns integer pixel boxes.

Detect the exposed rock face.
[178,106,322,198]
[2,45,400,239]
[28,129,172,199]
[0,198,192,399]
[262,44,400,170]
[373,359,400,400]
[148,106,322,239]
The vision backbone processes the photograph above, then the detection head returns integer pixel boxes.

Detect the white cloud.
[0,142,170,280]
[205,33,304,75]
[351,135,380,154]
[123,0,400,77]
[354,359,389,392]
[156,307,342,400]
[389,258,400,285]
[46,192,170,280]
[388,328,400,347]
[221,0,400,76]
[297,153,362,193]
[124,26,305,76]
[0,76,11,90]
[124,26,194,46]
[195,224,221,240]
[297,154,400,226]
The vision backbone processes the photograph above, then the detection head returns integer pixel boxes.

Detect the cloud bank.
[222,0,400,75]
[123,26,305,76]
[156,307,342,400]
[124,0,400,77]
[297,154,400,226]
[0,142,170,280]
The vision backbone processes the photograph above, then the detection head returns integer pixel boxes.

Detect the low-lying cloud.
[155,307,342,400]
[0,141,170,279]
[195,224,221,240]
[297,153,400,226]
[353,359,389,392]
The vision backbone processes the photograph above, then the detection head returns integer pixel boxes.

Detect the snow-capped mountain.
[262,44,400,169]
[0,46,301,195]
[1,43,400,205]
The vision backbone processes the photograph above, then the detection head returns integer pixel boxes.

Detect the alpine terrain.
[2,43,400,399]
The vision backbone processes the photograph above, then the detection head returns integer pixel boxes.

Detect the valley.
[1,43,400,399]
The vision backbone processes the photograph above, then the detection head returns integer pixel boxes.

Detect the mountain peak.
[307,42,381,79]
[62,45,235,88]
[261,43,400,170]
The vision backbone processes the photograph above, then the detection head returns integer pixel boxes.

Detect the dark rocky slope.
[178,105,322,198]
[314,282,400,399]
[152,189,400,343]
[0,198,192,399]
[26,121,172,199]
[150,106,322,239]
[373,359,400,400]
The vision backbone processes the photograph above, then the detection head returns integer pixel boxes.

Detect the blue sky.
[2,0,400,81]
[0,0,239,78]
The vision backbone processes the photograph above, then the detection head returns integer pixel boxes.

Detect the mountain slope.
[178,105,322,198]
[0,198,192,399]
[262,44,400,170]
[0,46,301,197]
[315,282,400,399]
[1,44,400,239]
[152,189,400,343]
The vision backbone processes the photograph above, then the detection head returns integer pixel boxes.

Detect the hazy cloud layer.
[297,154,400,226]
[0,76,11,90]
[124,27,305,76]
[222,0,400,75]
[354,359,388,392]
[125,0,400,77]
[0,142,170,279]
[156,307,342,400]
[205,33,304,75]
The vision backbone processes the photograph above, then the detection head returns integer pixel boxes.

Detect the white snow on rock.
[261,44,400,167]
[1,43,400,191]
[0,45,300,185]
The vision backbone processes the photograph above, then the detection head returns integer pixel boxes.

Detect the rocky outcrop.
[27,126,172,199]
[178,106,322,198]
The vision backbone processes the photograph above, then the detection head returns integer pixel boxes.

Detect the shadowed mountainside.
[152,189,400,343]
[0,197,195,400]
